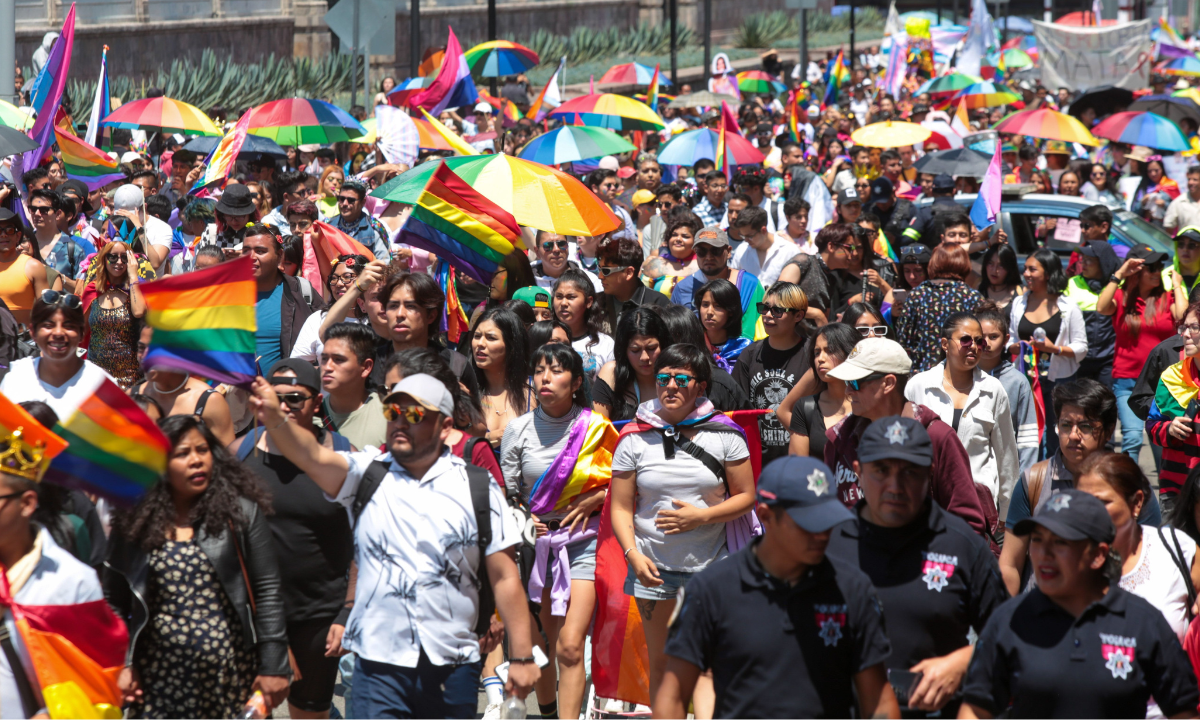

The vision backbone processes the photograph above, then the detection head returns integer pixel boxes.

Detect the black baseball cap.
[857,416,932,467]
[837,187,863,206]
[1012,489,1116,544]
[756,456,853,533]
[1126,243,1169,266]
[932,173,956,191]
[867,177,895,205]
[267,358,322,393]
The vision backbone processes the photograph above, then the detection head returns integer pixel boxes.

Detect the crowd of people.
[7,38,1200,720]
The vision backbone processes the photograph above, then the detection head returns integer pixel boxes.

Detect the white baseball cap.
[113,184,145,211]
[474,102,493,114]
[384,373,455,417]
[120,151,143,164]
[826,338,912,381]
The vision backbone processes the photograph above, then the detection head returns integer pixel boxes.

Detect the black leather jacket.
[102,497,290,676]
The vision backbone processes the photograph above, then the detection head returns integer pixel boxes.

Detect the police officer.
[903,173,960,249]
[655,456,900,719]
[866,177,916,249]
[962,489,1199,719]
[827,416,1009,717]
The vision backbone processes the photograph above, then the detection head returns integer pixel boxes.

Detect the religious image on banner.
[709,53,740,99]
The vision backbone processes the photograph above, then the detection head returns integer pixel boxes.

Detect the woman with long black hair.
[553,268,614,384]
[105,415,290,718]
[979,243,1024,315]
[594,308,672,421]
[471,306,533,446]
[695,278,748,372]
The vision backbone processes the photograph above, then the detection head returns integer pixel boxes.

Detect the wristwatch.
[1108,273,1122,285]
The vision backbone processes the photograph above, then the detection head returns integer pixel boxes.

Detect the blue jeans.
[350,653,482,719]
[1113,377,1144,462]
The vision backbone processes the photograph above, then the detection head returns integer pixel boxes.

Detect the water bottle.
[1033,327,1047,343]
[500,694,527,719]
[241,691,268,720]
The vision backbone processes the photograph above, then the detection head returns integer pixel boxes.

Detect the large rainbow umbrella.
[851,120,933,148]
[1001,35,1038,61]
[463,40,540,77]
[102,97,221,136]
[993,107,1100,145]
[371,155,621,236]
[995,48,1034,69]
[1091,111,1191,151]
[599,62,673,86]
[1174,88,1200,105]
[952,81,1021,109]
[916,73,981,100]
[1164,56,1200,77]
[517,126,635,164]
[245,98,367,145]
[547,93,665,130]
[736,70,786,95]
[657,127,765,166]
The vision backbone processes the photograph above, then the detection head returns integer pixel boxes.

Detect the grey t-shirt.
[612,428,750,572]
[499,405,582,522]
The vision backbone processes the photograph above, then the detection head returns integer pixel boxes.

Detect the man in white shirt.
[251,372,538,718]
[731,206,801,287]
[533,230,602,292]
[111,185,172,277]
[1165,166,1200,233]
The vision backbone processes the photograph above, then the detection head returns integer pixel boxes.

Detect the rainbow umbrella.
[993,107,1100,145]
[245,98,367,145]
[657,127,765,166]
[736,70,787,95]
[851,120,933,148]
[0,100,32,130]
[547,93,665,130]
[102,97,221,136]
[952,81,1021,109]
[517,125,635,164]
[995,48,1034,69]
[599,62,674,86]
[371,155,620,236]
[634,92,676,104]
[1174,88,1200,105]
[916,73,981,99]
[1091,110,1190,151]
[1164,56,1200,77]
[1001,35,1038,61]
[463,40,540,77]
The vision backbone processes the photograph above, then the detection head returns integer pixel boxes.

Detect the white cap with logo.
[826,338,912,381]
[383,373,455,417]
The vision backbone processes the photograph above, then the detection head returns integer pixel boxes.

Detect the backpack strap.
[0,623,38,718]
[297,277,314,308]
[351,459,391,528]
[236,426,267,461]
[466,464,495,637]
[1026,459,1050,516]
[194,388,216,418]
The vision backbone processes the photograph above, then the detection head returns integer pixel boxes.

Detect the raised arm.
[249,376,350,495]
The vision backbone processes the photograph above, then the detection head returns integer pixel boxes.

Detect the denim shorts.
[544,534,598,583]
[623,563,697,600]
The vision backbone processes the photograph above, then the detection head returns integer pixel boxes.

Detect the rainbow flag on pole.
[396,162,521,283]
[84,45,110,148]
[54,128,124,190]
[138,254,258,385]
[528,57,566,122]
[193,110,252,193]
[408,27,479,115]
[822,48,849,109]
[646,64,662,114]
[44,377,170,507]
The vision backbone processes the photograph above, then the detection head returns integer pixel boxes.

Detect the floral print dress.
[132,540,255,719]
[896,279,983,373]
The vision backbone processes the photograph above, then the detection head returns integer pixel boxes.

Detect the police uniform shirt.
[963,586,1199,718]
[664,538,892,718]
[827,501,1009,674]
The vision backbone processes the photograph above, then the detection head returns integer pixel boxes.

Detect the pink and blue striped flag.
[192,110,252,194]
[970,142,1003,230]
[84,45,111,148]
[883,38,907,100]
[409,27,478,115]
[22,4,75,181]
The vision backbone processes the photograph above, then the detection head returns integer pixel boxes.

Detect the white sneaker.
[483,701,502,720]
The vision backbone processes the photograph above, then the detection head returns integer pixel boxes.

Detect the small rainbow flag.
[396,162,521,283]
[139,254,257,385]
[45,377,170,507]
[646,64,661,113]
[528,56,565,122]
[823,48,849,108]
[434,259,470,344]
[193,109,251,193]
[54,128,123,190]
[872,229,898,263]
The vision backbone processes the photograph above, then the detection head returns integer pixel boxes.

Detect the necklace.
[152,372,191,395]
[481,392,507,416]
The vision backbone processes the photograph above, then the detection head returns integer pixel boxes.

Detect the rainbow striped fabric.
[54,128,123,190]
[396,162,521,283]
[45,377,169,506]
[528,409,617,514]
[139,254,257,385]
[646,65,661,113]
[0,392,67,481]
[823,49,849,108]
[418,107,478,156]
[193,110,251,193]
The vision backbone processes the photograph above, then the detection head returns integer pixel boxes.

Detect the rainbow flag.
[872,229,898,264]
[54,128,123,191]
[299,221,376,300]
[646,64,661,113]
[396,162,521,284]
[822,48,849,108]
[528,409,617,514]
[22,4,75,180]
[1016,341,1045,442]
[409,26,479,115]
[84,45,110,148]
[419,107,478,156]
[193,109,251,193]
[434,259,470,344]
[139,254,257,385]
[528,57,566,122]
[44,378,169,507]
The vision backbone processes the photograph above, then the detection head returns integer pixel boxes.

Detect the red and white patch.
[920,552,958,592]
[814,603,847,647]
[1101,633,1137,680]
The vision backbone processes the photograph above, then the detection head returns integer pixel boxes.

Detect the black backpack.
[351,458,497,636]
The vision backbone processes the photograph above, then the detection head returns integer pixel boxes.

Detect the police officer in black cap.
[962,489,1199,719]
[866,177,916,248]
[904,173,960,249]
[656,456,899,719]
[827,416,1008,717]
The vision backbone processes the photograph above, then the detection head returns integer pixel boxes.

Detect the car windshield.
[1114,211,1174,257]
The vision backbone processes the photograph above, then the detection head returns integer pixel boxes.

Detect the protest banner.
[1032,19,1154,92]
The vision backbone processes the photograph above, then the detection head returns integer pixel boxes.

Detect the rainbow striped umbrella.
[517,125,635,164]
[657,128,765,166]
[1091,111,1190,151]
[371,154,620,236]
[1174,88,1200,105]
[916,73,981,99]
[995,48,1034,69]
[0,100,32,130]
[547,93,664,130]
[736,70,787,95]
[1164,56,1200,77]
[463,40,540,77]
[599,62,673,87]
[952,81,1021,109]
[994,107,1100,145]
[102,97,221,136]
[245,98,367,145]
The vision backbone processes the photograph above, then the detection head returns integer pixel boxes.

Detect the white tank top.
[1120,526,1197,643]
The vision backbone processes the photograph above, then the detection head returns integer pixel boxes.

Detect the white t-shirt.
[0,357,116,420]
[571,333,614,384]
[1121,526,1198,642]
[290,311,369,362]
[612,428,750,572]
[732,236,802,287]
[143,215,174,277]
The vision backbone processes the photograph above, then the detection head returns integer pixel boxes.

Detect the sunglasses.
[29,205,54,215]
[1079,222,1095,230]
[275,391,313,407]
[846,372,888,391]
[1178,239,1200,252]
[856,325,888,337]
[833,242,863,253]
[336,195,360,204]
[0,226,20,237]
[105,254,127,264]
[40,290,81,310]
[382,403,428,424]
[541,240,569,251]
[598,265,629,276]
[900,245,929,256]
[756,302,795,318]
[695,245,726,257]
[955,335,986,348]
[655,372,695,388]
